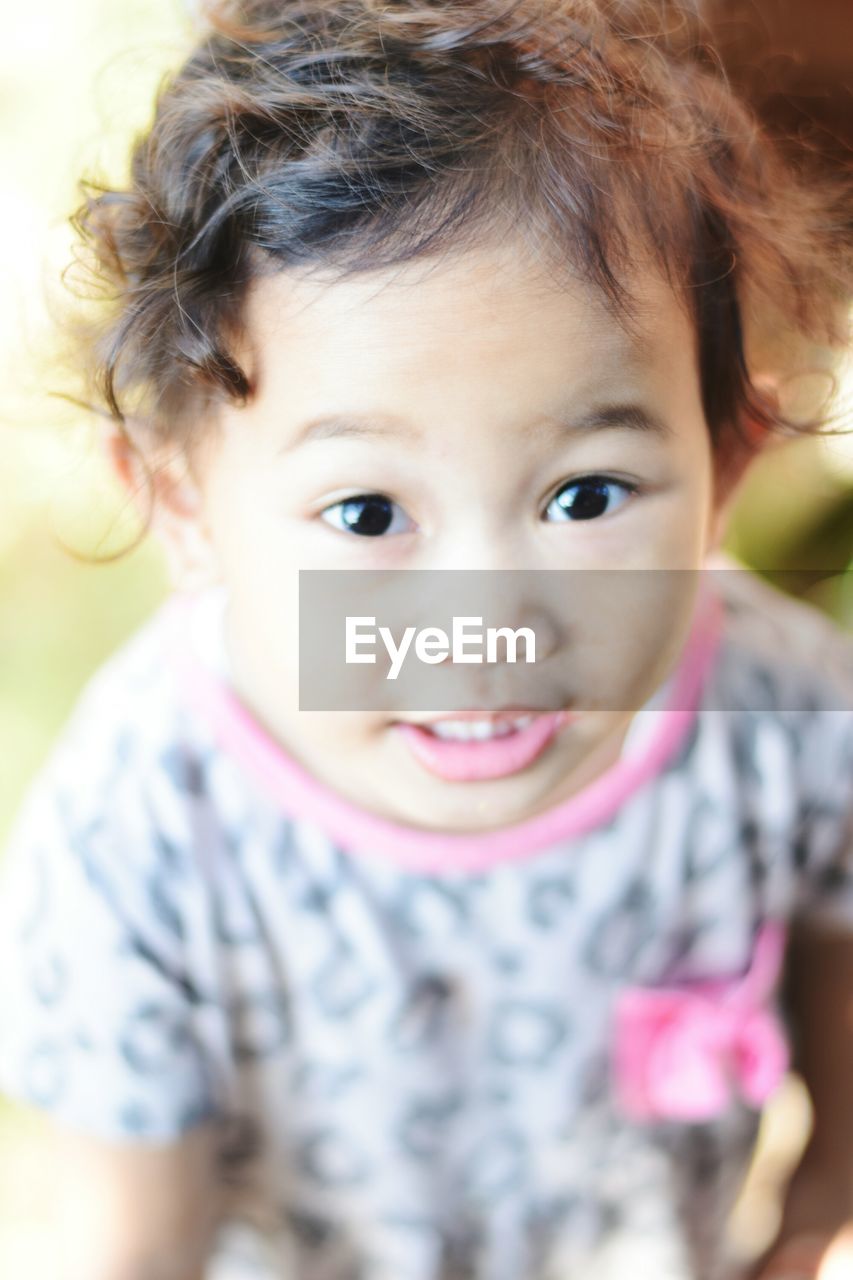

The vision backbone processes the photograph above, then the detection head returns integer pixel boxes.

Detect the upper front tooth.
[429,719,490,740]
[429,717,533,741]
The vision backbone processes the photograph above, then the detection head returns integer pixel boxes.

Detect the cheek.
[654,509,709,561]
[567,569,698,706]
[209,488,300,596]
[215,515,302,677]
[651,457,716,563]
[316,713,391,745]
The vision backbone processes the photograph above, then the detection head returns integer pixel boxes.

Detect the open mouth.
[392,708,575,782]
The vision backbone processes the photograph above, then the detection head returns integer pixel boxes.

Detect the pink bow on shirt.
[613,923,790,1122]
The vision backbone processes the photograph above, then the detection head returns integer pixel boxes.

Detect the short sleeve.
[0,748,222,1144]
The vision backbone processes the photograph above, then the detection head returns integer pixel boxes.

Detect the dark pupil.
[341,495,394,536]
[557,480,610,521]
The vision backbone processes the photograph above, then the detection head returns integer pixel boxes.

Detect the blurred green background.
[0,0,851,1272]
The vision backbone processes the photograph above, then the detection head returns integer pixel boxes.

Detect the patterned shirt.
[0,562,851,1280]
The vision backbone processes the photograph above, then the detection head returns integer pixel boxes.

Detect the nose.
[413,529,565,666]
[395,568,563,720]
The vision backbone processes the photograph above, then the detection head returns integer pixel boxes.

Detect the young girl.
[1,2,852,1278]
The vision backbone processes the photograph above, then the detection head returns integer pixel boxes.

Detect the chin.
[388,763,566,833]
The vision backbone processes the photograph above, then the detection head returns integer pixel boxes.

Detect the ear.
[99,422,223,593]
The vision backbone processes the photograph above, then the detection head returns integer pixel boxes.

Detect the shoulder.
[2,595,215,900]
[678,558,853,931]
[0,593,239,1136]
[0,600,232,1141]
[701,556,853,874]
[49,595,191,783]
[707,553,853,719]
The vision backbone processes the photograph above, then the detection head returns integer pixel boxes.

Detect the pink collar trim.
[165,588,723,875]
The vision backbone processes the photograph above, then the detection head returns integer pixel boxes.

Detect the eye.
[320,493,414,537]
[544,475,636,522]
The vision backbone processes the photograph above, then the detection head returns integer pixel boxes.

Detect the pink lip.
[394,710,575,782]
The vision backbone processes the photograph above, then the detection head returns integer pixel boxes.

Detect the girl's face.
[178,240,724,832]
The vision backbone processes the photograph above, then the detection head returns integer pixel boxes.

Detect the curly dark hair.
[70,0,851,489]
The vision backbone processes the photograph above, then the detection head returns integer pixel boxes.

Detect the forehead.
[240,241,691,389]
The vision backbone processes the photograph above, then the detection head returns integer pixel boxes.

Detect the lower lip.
[394,711,575,782]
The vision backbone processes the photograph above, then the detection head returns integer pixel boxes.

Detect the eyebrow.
[280,401,671,453]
